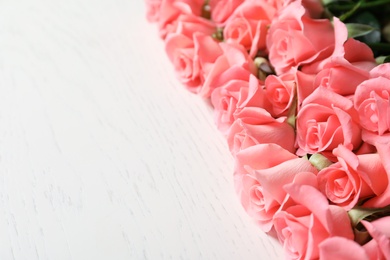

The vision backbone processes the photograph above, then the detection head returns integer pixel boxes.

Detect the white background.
[0,1,282,259]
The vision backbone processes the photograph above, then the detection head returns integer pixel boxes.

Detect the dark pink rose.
[301,0,324,18]
[234,144,318,231]
[317,145,387,210]
[354,67,390,135]
[296,87,361,159]
[319,217,390,260]
[209,0,245,25]
[223,0,276,57]
[211,74,268,134]
[227,107,295,155]
[274,184,354,259]
[266,1,334,74]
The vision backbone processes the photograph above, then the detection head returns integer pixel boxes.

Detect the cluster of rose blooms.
[145,0,390,259]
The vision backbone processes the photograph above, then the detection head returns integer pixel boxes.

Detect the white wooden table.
[0,1,282,259]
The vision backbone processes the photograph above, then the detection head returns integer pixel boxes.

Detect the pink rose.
[296,87,361,159]
[145,0,162,23]
[319,217,390,260]
[165,15,257,97]
[314,57,371,96]
[227,107,295,155]
[302,17,375,74]
[266,1,335,74]
[171,35,257,98]
[370,62,390,79]
[150,0,206,38]
[360,132,390,208]
[263,0,288,10]
[274,184,354,259]
[165,33,218,91]
[361,217,390,259]
[319,237,369,260]
[317,145,387,210]
[199,41,257,97]
[354,67,390,135]
[223,0,276,57]
[234,144,318,231]
[295,70,317,106]
[264,72,296,117]
[166,14,216,39]
[209,0,245,25]
[211,73,268,134]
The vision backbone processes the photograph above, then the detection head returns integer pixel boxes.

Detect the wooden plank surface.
[0,1,282,259]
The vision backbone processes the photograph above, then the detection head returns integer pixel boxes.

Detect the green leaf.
[345,23,376,39]
[349,12,381,43]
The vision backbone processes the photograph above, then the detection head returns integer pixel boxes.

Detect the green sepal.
[376,56,390,64]
[308,153,333,171]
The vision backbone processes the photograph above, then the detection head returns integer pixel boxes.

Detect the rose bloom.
[199,41,257,97]
[209,0,245,25]
[166,31,256,97]
[165,33,220,92]
[211,73,268,134]
[145,0,205,38]
[145,0,162,23]
[319,217,390,259]
[166,14,216,39]
[274,184,354,260]
[296,86,361,159]
[354,63,390,135]
[370,62,390,79]
[302,17,376,74]
[262,0,323,17]
[234,143,318,232]
[227,106,296,155]
[266,1,335,74]
[313,57,371,96]
[317,145,387,210]
[223,0,276,57]
[294,70,317,107]
[264,72,296,117]
[360,131,390,208]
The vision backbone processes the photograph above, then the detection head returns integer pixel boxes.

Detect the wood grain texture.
[0,1,283,259]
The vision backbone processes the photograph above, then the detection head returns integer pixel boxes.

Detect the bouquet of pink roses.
[145,0,390,258]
